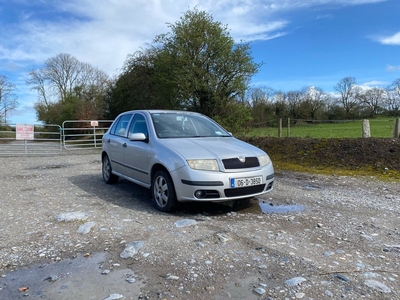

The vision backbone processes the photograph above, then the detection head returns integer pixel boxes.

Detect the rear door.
[105,113,133,174]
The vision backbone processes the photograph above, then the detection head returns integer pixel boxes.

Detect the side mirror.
[128,133,147,142]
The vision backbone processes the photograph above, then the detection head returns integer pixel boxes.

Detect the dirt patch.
[243,137,400,174]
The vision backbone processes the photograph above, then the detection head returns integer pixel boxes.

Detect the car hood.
[160,137,264,160]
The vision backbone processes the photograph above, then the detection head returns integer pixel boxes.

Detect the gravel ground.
[0,150,399,300]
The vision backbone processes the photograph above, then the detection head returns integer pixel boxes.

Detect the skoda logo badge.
[238,156,246,163]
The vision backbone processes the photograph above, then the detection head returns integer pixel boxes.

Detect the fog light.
[195,190,206,198]
[266,181,274,190]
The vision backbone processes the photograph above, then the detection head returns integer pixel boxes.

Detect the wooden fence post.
[287,118,290,137]
[278,119,282,137]
[362,119,371,138]
[394,118,400,138]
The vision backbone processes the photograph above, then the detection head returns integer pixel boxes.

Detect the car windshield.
[151,112,231,138]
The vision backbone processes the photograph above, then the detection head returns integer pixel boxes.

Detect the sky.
[0,0,399,124]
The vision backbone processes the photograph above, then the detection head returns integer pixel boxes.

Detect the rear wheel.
[102,155,119,184]
[151,170,177,212]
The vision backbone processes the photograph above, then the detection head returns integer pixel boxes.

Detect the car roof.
[120,109,203,116]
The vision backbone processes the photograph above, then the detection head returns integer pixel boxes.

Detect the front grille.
[222,157,259,169]
[224,184,266,198]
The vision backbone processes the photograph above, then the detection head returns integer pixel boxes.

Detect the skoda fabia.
[102,110,274,212]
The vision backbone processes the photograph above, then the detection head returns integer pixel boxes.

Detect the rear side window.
[110,114,133,136]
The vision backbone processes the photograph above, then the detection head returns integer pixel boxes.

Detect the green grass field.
[247,117,400,138]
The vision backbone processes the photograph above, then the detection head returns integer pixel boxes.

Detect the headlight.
[258,154,271,167]
[187,159,219,171]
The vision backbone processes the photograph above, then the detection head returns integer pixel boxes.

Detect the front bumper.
[170,163,275,202]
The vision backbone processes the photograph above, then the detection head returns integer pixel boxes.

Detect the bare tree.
[334,76,361,118]
[301,86,327,119]
[248,86,275,123]
[27,53,109,105]
[286,90,304,120]
[27,53,110,123]
[385,78,400,116]
[360,87,386,117]
[272,91,288,118]
[0,75,18,123]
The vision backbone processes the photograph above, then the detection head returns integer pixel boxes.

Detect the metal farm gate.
[62,120,113,150]
[0,120,113,156]
[0,123,62,156]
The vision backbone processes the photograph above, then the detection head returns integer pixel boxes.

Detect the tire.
[102,155,119,184]
[151,170,177,212]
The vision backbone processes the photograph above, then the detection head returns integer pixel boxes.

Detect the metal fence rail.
[0,124,62,156]
[62,120,113,150]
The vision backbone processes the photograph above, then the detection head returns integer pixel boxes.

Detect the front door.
[122,114,152,186]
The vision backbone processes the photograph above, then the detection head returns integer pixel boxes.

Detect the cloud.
[386,65,400,72]
[227,20,289,42]
[339,0,386,4]
[0,0,292,76]
[1,0,390,77]
[316,14,334,20]
[254,0,387,10]
[360,80,388,88]
[373,31,400,45]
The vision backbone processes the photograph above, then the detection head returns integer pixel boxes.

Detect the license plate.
[230,176,262,188]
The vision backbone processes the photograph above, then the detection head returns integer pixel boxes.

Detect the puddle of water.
[0,253,144,300]
[240,200,305,214]
[259,202,305,214]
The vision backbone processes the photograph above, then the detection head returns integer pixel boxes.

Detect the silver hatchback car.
[102,110,274,212]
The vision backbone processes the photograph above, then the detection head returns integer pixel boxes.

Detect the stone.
[77,221,96,234]
[174,219,197,228]
[325,290,333,297]
[364,280,391,293]
[120,241,144,259]
[334,274,350,282]
[55,212,89,222]
[103,294,124,300]
[253,287,266,295]
[285,277,307,287]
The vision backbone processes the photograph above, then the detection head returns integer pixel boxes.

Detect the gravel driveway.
[0,151,399,300]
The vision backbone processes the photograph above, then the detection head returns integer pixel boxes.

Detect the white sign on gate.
[16,124,34,140]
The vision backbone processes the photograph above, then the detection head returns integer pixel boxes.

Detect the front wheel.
[151,170,177,212]
[102,155,119,184]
